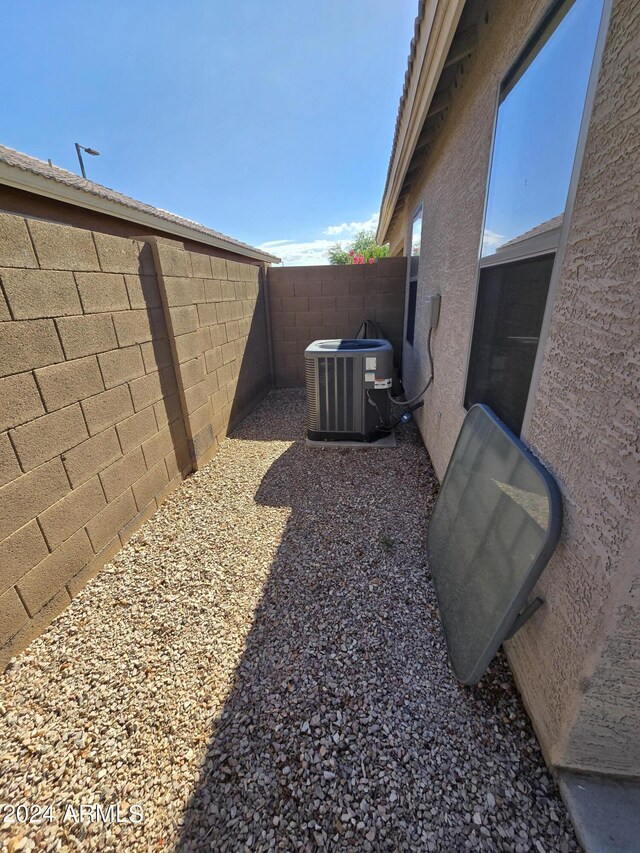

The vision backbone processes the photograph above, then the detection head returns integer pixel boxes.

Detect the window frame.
[462,0,612,438]
[404,203,423,348]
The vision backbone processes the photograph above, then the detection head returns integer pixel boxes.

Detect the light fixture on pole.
[75,143,100,179]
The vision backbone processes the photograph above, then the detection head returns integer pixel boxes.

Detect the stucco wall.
[387,0,640,775]
[0,213,272,669]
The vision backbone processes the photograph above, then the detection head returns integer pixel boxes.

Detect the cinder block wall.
[149,238,271,469]
[268,257,406,386]
[0,213,271,668]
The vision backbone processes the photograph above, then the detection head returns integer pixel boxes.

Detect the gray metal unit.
[305,339,394,442]
[427,404,563,685]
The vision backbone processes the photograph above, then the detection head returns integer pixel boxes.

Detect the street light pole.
[75,143,100,179]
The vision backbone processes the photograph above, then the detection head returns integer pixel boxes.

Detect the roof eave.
[0,161,280,265]
[376,0,466,246]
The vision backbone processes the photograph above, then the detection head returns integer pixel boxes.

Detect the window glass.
[410,209,422,277]
[481,0,603,257]
[465,255,555,434]
[406,208,422,344]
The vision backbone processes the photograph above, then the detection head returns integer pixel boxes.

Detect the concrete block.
[57,314,117,359]
[208,325,226,348]
[321,279,348,297]
[66,535,122,599]
[85,488,137,552]
[184,380,208,414]
[180,356,206,389]
[156,242,191,277]
[129,370,164,411]
[191,424,215,461]
[205,347,223,373]
[0,372,45,431]
[189,252,212,278]
[76,272,129,313]
[296,311,322,327]
[0,288,9,321]
[0,319,64,376]
[28,220,100,271]
[220,341,236,365]
[163,276,204,307]
[0,458,69,541]
[216,362,234,390]
[1,269,82,319]
[225,320,240,342]
[0,433,21,487]
[10,403,88,472]
[99,447,146,502]
[17,528,93,615]
[0,586,71,671]
[336,295,364,312]
[80,385,134,436]
[154,393,183,430]
[62,428,121,488]
[118,498,158,545]
[209,388,228,415]
[35,355,104,412]
[94,233,143,274]
[150,307,167,339]
[112,309,154,347]
[174,329,206,364]
[0,587,29,646]
[220,282,235,301]
[38,476,107,550]
[196,302,217,327]
[294,280,323,298]
[210,256,227,279]
[116,406,158,454]
[0,520,49,594]
[132,459,168,511]
[140,338,173,373]
[141,426,173,468]
[228,301,243,321]
[98,345,145,389]
[0,213,38,268]
[189,402,212,435]
[204,279,223,302]
[125,274,161,309]
[171,305,199,336]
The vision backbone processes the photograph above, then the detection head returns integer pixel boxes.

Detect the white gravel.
[0,389,578,852]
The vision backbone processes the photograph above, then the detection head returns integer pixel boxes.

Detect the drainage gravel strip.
[0,389,578,852]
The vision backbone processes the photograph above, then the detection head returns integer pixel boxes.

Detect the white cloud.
[324,212,379,236]
[260,211,381,266]
[481,229,506,254]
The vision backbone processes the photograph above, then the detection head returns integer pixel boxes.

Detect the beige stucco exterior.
[385,0,640,776]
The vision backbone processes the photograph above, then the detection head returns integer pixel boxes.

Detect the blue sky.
[2,1,417,264]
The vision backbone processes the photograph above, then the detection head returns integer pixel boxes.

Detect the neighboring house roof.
[0,144,280,264]
[497,215,564,251]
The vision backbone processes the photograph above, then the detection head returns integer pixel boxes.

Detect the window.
[466,0,604,433]
[406,207,422,345]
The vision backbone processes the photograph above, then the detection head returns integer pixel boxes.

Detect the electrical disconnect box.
[425,293,441,330]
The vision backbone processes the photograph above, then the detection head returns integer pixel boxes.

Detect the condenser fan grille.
[305,356,355,432]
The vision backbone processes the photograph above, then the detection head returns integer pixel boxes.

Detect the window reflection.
[481,0,604,257]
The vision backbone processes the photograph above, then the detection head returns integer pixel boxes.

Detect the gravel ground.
[0,389,578,853]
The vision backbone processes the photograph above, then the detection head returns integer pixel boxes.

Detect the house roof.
[0,144,280,264]
[376,0,467,245]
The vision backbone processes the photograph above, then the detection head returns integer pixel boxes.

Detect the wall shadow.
[174,402,556,851]
[227,268,274,436]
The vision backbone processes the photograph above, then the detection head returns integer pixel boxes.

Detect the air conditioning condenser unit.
[305,339,394,443]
